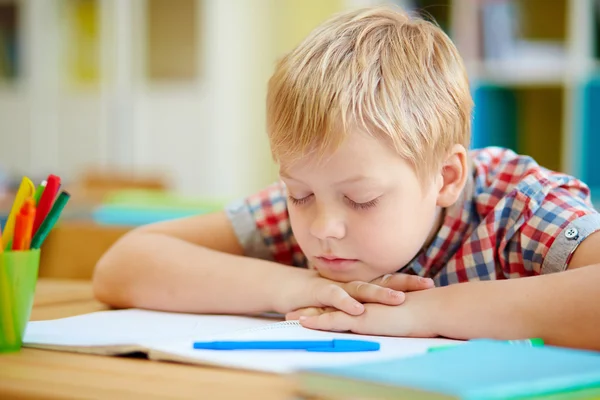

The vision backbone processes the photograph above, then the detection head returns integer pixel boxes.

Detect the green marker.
[427,344,457,352]
[428,338,544,352]
[33,180,46,206]
[507,338,545,347]
[30,191,71,249]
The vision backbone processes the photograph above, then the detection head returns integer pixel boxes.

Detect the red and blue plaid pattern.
[241,147,599,285]
[246,185,305,267]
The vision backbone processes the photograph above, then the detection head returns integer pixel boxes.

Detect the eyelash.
[347,197,380,210]
[288,195,313,206]
[287,195,380,210]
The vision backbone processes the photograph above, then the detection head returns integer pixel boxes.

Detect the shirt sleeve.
[224,182,307,268]
[502,175,600,276]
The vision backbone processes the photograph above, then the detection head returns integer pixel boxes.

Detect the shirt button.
[565,227,579,240]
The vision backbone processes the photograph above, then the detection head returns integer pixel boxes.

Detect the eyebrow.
[280,171,377,186]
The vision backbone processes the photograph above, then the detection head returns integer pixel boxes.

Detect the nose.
[309,205,346,240]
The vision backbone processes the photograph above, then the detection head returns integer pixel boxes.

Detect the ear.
[436,145,468,208]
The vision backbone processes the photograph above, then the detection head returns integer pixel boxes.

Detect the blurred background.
[0,0,599,279]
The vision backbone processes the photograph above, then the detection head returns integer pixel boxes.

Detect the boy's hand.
[294,291,438,338]
[370,273,434,292]
[282,272,434,317]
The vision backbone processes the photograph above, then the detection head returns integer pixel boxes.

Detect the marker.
[30,191,70,249]
[3,177,35,250]
[33,180,46,206]
[192,339,380,352]
[12,198,36,251]
[506,338,545,346]
[32,174,61,236]
[428,338,545,352]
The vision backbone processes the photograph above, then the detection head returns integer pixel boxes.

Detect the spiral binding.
[238,320,300,334]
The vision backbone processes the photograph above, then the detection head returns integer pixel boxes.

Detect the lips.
[320,255,348,261]
[314,256,358,272]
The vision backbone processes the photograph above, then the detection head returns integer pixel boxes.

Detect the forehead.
[279,130,409,180]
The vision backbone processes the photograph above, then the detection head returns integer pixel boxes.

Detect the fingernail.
[299,316,307,321]
[353,302,364,313]
[419,277,434,285]
[388,289,403,298]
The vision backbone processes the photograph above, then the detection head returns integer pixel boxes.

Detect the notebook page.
[23,309,275,348]
[149,321,462,374]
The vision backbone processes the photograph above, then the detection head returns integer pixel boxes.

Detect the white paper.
[149,320,461,373]
[23,309,274,347]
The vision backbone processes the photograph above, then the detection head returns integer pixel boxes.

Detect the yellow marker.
[3,177,35,251]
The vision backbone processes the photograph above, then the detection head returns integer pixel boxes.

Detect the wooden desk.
[0,279,294,399]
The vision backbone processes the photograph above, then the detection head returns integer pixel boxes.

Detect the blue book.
[581,77,600,194]
[471,84,518,152]
[294,340,600,399]
[92,205,204,227]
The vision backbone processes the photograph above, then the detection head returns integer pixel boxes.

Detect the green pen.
[427,338,544,352]
[30,191,71,249]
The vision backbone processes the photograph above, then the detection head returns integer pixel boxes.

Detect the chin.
[313,266,371,283]
[317,271,355,283]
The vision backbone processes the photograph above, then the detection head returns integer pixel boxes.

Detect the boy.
[93,6,600,350]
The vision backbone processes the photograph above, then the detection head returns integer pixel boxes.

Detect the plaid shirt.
[226,147,600,286]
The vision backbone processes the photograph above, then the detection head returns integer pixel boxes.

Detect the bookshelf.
[447,0,600,201]
[0,0,598,206]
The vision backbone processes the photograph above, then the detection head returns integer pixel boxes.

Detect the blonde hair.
[266,5,473,181]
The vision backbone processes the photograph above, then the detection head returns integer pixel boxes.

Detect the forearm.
[417,266,600,350]
[93,231,312,315]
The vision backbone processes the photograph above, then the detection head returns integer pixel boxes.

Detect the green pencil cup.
[0,249,41,353]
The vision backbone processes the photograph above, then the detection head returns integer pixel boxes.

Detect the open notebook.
[24,309,460,374]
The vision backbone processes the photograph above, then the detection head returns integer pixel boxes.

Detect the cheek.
[288,206,311,248]
[351,199,437,266]
[352,210,412,252]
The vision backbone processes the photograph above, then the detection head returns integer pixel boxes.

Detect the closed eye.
[345,196,380,210]
[288,194,313,206]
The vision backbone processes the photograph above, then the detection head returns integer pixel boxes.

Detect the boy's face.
[280,129,443,283]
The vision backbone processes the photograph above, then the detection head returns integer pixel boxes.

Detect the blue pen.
[192,339,380,352]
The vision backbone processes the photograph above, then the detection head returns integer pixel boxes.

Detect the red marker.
[32,174,61,236]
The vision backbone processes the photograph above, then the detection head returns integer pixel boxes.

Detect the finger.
[285,307,324,321]
[299,311,356,332]
[316,284,365,315]
[287,307,337,320]
[344,281,406,305]
[372,273,434,292]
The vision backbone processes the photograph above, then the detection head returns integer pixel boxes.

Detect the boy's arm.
[432,230,600,345]
[431,264,600,349]
[299,233,600,350]
[92,211,300,314]
[92,211,425,315]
